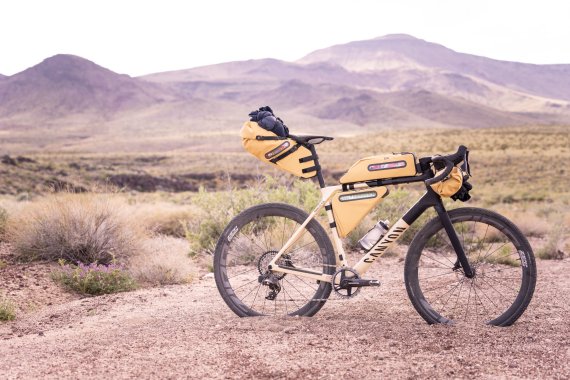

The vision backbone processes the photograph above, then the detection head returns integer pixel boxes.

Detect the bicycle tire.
[404,207,536,326]
[214,203,336,317]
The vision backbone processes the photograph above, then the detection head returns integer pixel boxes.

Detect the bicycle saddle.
[288,135,334,145]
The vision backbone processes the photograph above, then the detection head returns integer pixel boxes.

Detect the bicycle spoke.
[421,251,455,269]
[286,277,312,299]
[250,283,262,309]
[218,209,332,317]
[419,271,457,281]
[412,214,534,326]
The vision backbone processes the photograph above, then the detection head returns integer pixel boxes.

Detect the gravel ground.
[1,248,569,379]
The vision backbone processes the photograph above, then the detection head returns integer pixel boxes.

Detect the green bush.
[0,297,16,322]
[51,261,137,295]
[187,176,320,254]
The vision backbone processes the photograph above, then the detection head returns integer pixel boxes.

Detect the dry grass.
[0,207,7,241]
[132,202,200,238]
[1,125,568,271]
[537,223,567,260]
[129,236,197,285]
[6,193,147,264]
[0,297,16,322]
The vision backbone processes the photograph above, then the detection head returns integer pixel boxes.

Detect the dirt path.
[1,257,569,379]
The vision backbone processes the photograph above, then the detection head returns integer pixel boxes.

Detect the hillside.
[1,35,570,153]
[299,34,570,101]
[0,55,175,121]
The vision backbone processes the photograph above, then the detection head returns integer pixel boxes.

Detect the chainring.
[331,267,362,299]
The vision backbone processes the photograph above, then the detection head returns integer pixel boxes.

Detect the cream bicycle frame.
[268,183,410,283]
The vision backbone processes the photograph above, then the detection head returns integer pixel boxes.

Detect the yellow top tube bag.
[430,166,464,197]
[240,121,318,178]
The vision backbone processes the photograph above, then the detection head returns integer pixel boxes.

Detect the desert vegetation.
[0,297,16,321]
[0,125,568,320]
[51,261,137,295]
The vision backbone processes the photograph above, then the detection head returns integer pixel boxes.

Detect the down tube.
[353,190,438,275]
[353,219,409,274]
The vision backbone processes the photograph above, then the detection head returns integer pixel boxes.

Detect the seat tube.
[433,200,475,278]
[310,145,326,188]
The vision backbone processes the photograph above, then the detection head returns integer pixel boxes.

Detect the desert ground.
[1,126,569,379]
[1,240,568,379]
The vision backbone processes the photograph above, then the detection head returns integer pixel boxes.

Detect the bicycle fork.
[434,202,475,278]
[405,189,475,278]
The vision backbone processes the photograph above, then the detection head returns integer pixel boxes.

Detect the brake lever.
[425,159,454,186]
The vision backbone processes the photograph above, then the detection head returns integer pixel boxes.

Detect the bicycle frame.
[268,146,474,282]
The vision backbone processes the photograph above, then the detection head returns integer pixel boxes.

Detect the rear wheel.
[405,208,536,326]
[214,203,336,317]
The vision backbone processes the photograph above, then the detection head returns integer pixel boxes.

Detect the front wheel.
[214,203,336,317]
[405,207,536,326]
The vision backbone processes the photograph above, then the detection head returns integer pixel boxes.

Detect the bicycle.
[214,132,537,326]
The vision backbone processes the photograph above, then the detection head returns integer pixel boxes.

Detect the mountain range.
[1,34,569,152]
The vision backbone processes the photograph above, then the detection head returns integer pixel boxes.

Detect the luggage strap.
[302,165,320,174]
[299,155,316,163]
[256,135,287,141]
[270,143,301,164]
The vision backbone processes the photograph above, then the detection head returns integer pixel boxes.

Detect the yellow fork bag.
[331,187,389,238]
[240,121,318,178]
[430,167,464,197]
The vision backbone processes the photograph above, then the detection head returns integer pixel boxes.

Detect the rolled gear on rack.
[240,107,318,178]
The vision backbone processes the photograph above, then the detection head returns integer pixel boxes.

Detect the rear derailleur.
[258,273,281,300]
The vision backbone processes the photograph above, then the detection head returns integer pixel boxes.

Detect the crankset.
[331,268,380,299]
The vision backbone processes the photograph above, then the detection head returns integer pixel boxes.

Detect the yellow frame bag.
[240,121,318,178]
[340,153,417,184]
[331,187,389,237]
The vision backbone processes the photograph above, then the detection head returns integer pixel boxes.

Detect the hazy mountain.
[299,34,570,101]
[1,36,570,152]
[0,54,175,121]
[143,34,570,126]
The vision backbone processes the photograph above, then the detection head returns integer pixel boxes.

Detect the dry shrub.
[537,223,567,260]
[7,193,146,264]
[129,236,197,285]
[0,297,16,321]
[0,207,7,241]
[497,210,549,238]
[132,202,199,238]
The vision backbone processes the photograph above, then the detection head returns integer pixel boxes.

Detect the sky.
[1,0,570,76]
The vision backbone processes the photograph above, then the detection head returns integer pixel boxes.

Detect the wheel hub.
[257,250,293,280]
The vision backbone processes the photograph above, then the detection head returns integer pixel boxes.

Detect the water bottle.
[359,220,389,251]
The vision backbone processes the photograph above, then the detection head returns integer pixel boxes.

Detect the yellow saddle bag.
[430,167,464,197]
[240,121,318,178]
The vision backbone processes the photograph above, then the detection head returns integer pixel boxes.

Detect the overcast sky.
[1,0,569,76]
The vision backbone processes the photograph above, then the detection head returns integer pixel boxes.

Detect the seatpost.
[309,145,326,188]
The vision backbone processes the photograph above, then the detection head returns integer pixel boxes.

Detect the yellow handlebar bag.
[240,121,318,178]
[431,166,464,197]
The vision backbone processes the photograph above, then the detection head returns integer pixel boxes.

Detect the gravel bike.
[214,135,536,325]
